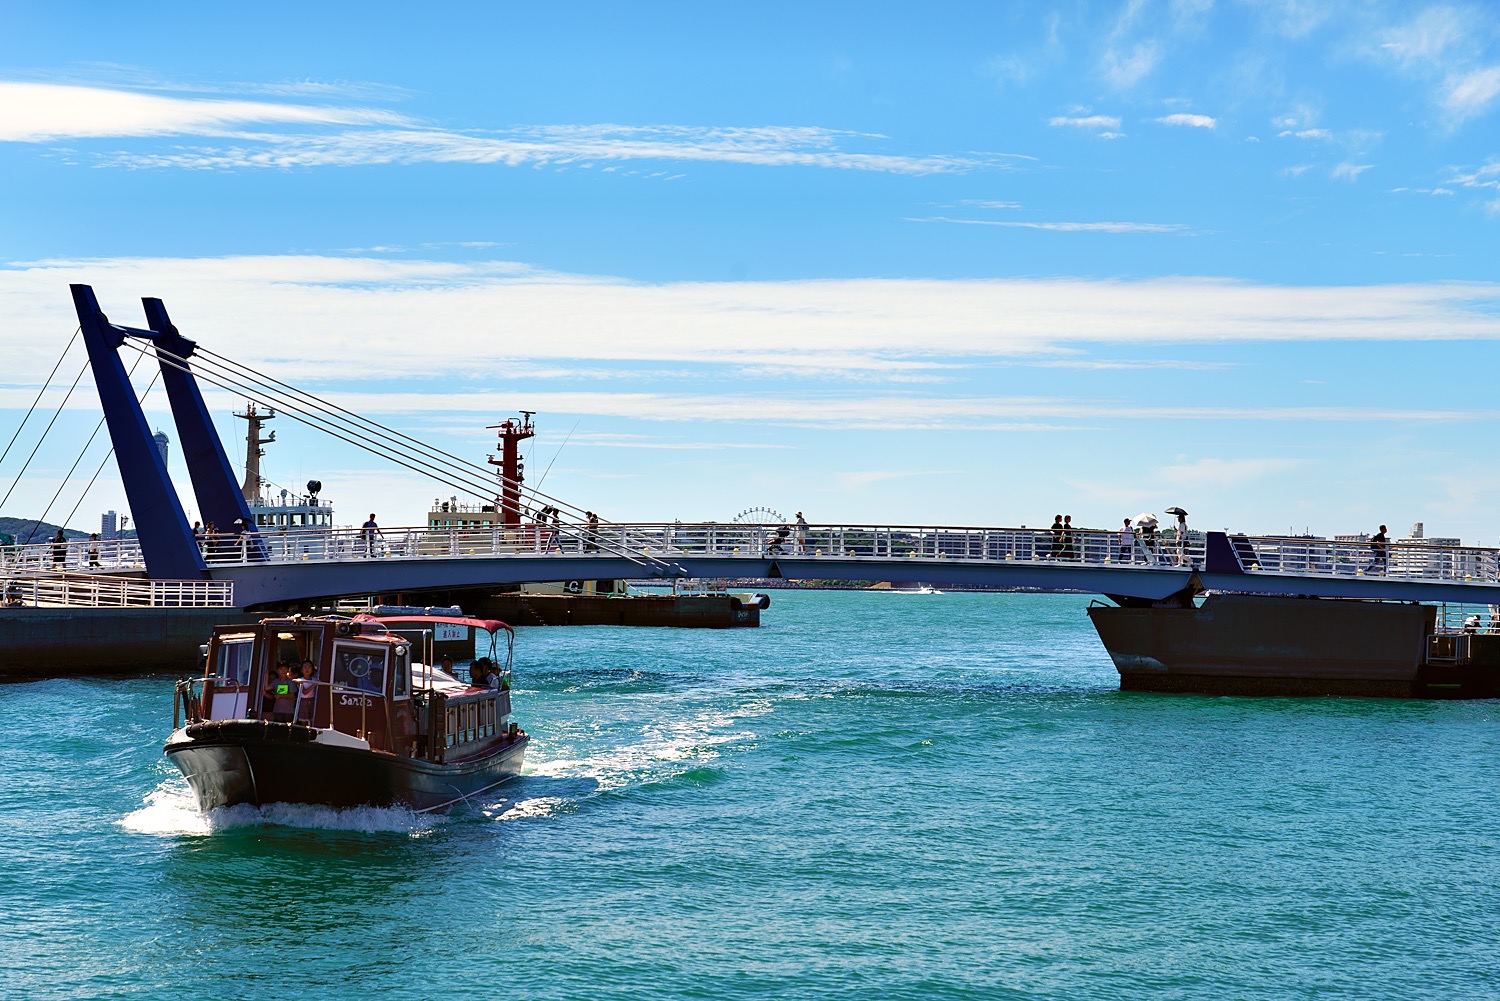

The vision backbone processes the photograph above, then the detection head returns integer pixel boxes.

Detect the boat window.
[392,644,410,700]
[332,643,386,695]
[215,639,254,686]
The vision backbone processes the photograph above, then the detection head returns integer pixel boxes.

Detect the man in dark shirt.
[1367,525,1389,575]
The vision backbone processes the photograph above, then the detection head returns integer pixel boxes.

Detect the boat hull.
[166,724,527,813]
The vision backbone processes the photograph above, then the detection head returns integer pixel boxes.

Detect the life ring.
[565,580,582,594]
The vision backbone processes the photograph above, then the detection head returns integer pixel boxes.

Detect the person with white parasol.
[1165,506,1189,566]
[1134,511,1159,563]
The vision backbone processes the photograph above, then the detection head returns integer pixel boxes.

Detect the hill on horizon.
[0,516,93,544]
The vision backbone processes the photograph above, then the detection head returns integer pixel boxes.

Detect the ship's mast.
[487,411,535,528]
[233,402,276,504]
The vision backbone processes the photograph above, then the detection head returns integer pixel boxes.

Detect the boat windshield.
[332,644,386,694]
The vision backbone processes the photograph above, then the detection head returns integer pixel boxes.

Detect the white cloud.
[0,80,1031,177]
[0,82,408,141]
[1102,41,1160,89]
[1331,162,1374,181]
[7,255,1500,400]
[98,122,1023,176]
[1279,128,1332,140]
[1443,66,1500,120]
[914,216,1189,234]
[1156,113,1217,129]
[1048,114,1123,131]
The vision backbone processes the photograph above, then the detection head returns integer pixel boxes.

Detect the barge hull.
[0,606,256,678]
[1088,594,1460,698]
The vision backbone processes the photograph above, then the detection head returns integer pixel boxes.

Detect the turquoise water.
[2,590,1498,1000]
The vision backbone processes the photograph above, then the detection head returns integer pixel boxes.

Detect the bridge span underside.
[212,555,1500,610]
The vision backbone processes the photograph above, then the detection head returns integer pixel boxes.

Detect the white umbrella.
[1133,512,1158,526]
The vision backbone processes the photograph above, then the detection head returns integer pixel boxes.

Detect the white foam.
[119,778,441,837]
[525,699,771,792]
[488,796,567,821]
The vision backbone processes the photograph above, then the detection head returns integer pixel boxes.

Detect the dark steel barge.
[167,613,527,813]
[1089,593,1500,698]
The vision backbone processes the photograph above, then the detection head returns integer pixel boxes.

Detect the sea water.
[1,590,1497,1000]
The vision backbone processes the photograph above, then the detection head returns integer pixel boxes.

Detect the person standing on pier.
[50,528,66,569]
[1045,515,1064,559]
[1174,511,1189,566]
[795,512,808,554]
[584,511,600,552]
[1367,525,1389,575]
[361,513,382,557]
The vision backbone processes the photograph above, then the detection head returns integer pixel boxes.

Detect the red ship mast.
[487,411,535,527]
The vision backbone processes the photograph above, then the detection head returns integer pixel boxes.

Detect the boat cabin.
[180,615,516,763]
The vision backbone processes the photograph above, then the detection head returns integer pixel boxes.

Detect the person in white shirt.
[1117,519,1134,564]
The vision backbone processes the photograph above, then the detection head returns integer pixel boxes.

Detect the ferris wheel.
[732,506,787,525]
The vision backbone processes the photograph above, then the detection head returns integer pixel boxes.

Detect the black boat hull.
[166,728,528,813]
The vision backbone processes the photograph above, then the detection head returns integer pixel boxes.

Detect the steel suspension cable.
[195,346,604,524]
[58,368,164,535]
[124,340,681,570]
[0,355,92,515]
[24,350,155,544]
[0,328,79,473]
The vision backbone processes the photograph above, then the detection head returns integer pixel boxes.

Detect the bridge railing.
[5,522,1499,589]
[0,570,234,608]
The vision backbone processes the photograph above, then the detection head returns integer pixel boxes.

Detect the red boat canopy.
[353,613,514,635]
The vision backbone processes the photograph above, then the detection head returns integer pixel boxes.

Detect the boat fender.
[566,580,582,594]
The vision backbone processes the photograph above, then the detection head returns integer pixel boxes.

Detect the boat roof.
[353,613,513,635]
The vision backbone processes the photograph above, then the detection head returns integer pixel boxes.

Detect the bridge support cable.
[31,360,161,549]
[126,341,682,575]
[0,328,79,474]
[0,353,92,518]
[192,346,653,548]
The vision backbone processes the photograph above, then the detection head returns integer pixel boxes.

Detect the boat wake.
[120,778,441,838]
[498,699,773,819]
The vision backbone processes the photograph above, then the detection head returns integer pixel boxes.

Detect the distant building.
[101,510,118,540]
[153,430,170,467]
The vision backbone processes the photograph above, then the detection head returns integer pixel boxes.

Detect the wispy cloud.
[0,80,1031,176]
[7,255,1500,389]
[1048,114,1123,132]
[1102,41,1159,89]
[103,122,1024,176]
[913,216,1190,234]
[0,81,408,142]
[1157,113,1217,129]
[1331,162,1374,181]
[1443,66,1500,120]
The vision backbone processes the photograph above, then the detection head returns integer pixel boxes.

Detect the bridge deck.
[9,523,1500,608]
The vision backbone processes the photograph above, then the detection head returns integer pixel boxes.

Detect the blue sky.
[3,1,1500,541]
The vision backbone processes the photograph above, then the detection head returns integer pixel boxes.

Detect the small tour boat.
[165,613,527,813]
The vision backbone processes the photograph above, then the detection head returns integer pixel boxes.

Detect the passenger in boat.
[271,663,297,722]
[795,512,808,553]
[262,660,286,718]
[51,529,67,569]
[472,656,499,688]
[438,654,456,679]
[88,533,101,568]
[202,522,219,562]
[1062,515,1078,560]
[295,660,318,724]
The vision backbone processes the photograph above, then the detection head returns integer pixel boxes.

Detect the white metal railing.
[6,521,1500,590]
[0,570,234,609]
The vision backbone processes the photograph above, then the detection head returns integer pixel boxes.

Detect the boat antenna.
[534,419,579,492]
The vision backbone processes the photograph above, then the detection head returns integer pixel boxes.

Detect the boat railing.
[3,570,234,609]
